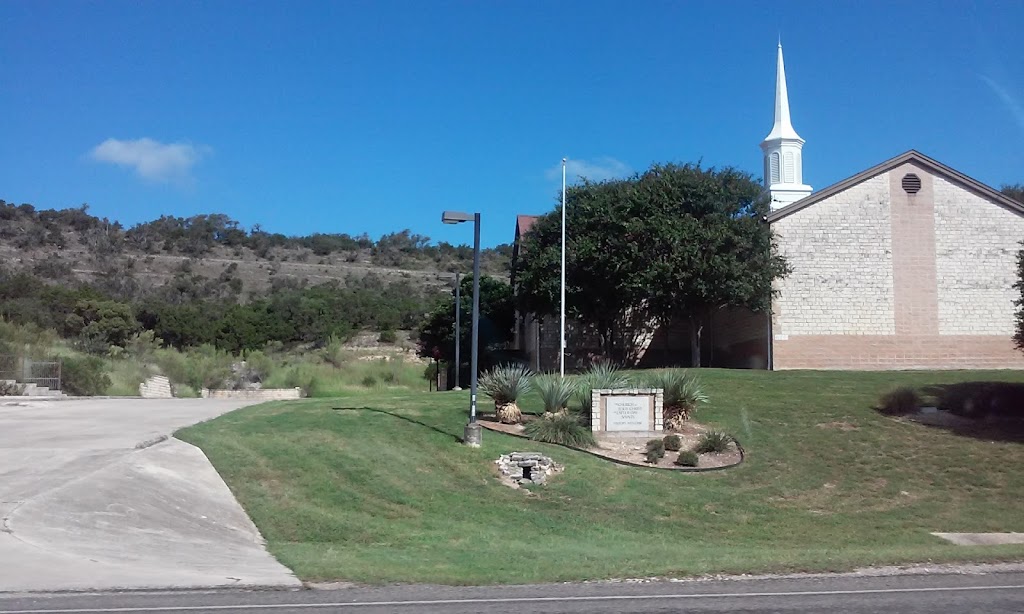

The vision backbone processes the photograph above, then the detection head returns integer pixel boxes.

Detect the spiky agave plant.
[478,364,533,424]
[647,369,708,431]
[572,360,629,415]
[535,374,575,414]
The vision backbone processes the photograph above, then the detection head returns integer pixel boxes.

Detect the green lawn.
[176,369,1024,585]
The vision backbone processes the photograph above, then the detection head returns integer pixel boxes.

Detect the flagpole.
[560,157,567,378]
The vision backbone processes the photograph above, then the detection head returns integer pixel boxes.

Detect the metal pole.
[470,213,481,423]
[453,272,461,390]
[560,157,567,377]
[463,213,483,447]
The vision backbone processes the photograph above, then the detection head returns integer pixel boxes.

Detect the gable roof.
[766,149,1024,223]
[516,214,539,238]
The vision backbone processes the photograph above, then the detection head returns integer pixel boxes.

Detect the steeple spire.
[760,41,812,210]
[763,42,802,143]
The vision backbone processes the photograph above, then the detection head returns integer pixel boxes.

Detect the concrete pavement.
[0,398,301,592]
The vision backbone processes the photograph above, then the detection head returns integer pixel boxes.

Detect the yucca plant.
[535,374,575,414]
[478,363,533,424]
[524,410,596,448]
[647,369,709,430]
[694,430,734,454]
[572,361,629,415]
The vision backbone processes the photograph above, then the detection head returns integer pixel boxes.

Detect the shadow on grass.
[913,382,1024,444]
[332,406,462,443]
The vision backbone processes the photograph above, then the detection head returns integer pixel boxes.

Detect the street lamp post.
[442,210,482,447]
[453,272,461,391]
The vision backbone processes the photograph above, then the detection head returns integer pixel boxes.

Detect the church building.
[514,44,1024,371]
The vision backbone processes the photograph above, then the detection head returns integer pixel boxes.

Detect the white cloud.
[89,137,209,183]
[546,157,632,184]
[981,75,1024,135]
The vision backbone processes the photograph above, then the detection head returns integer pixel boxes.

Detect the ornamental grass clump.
[694,430,734,454]
[646,369,708,430]
[535,375,575,414]
[876,386,921,415]
[478,363,533,424]
[523,411,596,448]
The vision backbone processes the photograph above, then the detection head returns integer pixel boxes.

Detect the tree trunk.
[689,315,703,368]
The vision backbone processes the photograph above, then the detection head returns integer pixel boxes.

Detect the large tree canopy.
[515,162,789,366]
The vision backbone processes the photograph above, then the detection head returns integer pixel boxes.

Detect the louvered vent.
[902,173,922,194]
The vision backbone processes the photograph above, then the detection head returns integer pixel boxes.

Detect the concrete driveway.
[0,398,301,592]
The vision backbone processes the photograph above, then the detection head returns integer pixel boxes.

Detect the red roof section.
[516,214,539,237]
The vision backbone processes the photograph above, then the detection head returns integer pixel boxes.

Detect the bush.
[377,329,397,344]
[877,386,921,415]
[361,374,378,388]
[663,434,682,451]
[535,375,575,413]
[694,430,734,454]
[61,355,111,396]
[675,450,700,467]
[523,411,596,448]
[644,438,666,463]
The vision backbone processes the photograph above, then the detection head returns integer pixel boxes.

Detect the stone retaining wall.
[200,387,304,400]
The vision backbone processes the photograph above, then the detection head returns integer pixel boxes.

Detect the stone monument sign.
[591,388,664,432]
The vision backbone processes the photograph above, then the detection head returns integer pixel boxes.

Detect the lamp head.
[442,210,474,224]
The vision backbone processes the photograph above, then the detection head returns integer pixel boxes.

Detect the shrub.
[377,329,397,344]
[361,374,378,388]
[877,386,921,415]
[675,450,700,467]
[61,355,111,396]
[382,369,398,384]
[644,438,666,463]
[694,430,734,454]
[663,434,682,451]
[535,375,575,413]
[523,411,596,448]
[646,369,709,429]
[478,363,533,424]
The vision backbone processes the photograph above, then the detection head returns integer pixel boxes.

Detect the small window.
[902,173,921,194]
[783,152,795,183]
[770,152,781,184]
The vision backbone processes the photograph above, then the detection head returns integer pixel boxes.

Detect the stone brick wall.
[933,174,1024,336]
[200,388,304,400]
[772,173,895,336]
[771,163,1024,370]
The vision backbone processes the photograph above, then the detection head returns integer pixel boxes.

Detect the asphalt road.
[1,572,1022,614]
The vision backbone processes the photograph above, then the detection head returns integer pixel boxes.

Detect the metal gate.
[0,355,62,391]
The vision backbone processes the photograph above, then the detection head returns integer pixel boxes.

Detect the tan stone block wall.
[933,175,1024,336]
[772,174,894,335]
[773,334,1024,370]
[771,163,1024,370]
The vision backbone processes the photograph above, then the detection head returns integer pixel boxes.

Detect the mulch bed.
[478,414,742,471]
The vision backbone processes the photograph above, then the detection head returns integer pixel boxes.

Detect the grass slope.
[177,369,1024,585]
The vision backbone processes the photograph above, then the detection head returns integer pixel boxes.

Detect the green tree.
[65,299,140,349]
[416,275,515,366]
[1002,184,1024,205]
[515,162,789,366]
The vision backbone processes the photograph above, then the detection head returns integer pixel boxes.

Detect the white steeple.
[761,41,812,210]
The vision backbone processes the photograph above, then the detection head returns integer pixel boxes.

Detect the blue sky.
[1,1,1022,248]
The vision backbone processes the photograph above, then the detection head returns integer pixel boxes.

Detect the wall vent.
[902,173,922,194]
